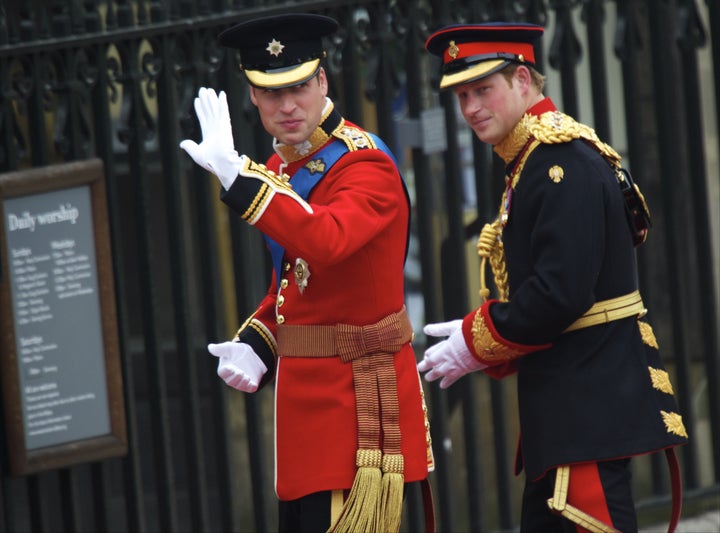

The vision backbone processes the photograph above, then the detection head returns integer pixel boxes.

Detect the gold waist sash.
[564,290,646,333]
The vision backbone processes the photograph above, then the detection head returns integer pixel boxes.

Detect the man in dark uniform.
[180,13,434,533]
[417,22,688,533]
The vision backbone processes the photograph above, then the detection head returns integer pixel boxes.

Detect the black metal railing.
[0,1,718,532]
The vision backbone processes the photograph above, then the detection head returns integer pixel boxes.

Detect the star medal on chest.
[294,258,310,294]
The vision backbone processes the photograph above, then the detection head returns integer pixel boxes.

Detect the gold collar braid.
[494,113,534,164]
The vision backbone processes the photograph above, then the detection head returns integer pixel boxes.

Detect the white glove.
[208,341,268,393]
[180,87,243,190]
[417,320,488,389]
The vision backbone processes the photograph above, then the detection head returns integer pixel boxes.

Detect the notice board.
[0,159,126,475]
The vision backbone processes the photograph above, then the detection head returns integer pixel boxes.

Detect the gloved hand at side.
[208,341,268,393]
[417,319,488,389]
[180,87,243,190]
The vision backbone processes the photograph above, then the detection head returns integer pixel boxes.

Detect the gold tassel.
[328,449,383,533]
[378,454,404,533]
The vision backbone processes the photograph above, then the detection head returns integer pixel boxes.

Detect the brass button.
[277,315,285,324]
[277,295,285,307]
[283,262,291,272]
[280,279,289,289]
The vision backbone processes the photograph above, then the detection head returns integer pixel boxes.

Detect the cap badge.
[448,40,459,59]
[305,159,326,174]
[266,38,285,57]
[294,258,310,294]
[548,165,564,183]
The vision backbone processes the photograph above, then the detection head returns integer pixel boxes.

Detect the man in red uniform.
[418,22,688,533]
[180,13,433,533]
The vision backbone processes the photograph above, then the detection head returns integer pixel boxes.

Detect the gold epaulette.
[525,111,622,165]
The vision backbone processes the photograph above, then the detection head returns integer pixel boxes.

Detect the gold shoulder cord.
[477,219,509,302]
[477,138,539,303]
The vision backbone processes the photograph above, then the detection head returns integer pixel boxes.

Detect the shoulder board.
[526,111,622,165]
[332,125,379,152]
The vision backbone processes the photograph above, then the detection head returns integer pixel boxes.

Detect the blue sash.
[264,134,403,286]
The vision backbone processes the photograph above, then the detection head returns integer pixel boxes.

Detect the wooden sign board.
[0,159,127,475]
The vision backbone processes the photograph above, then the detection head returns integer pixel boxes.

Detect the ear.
[318,67,329,96]
[514,65,532,92]
[249,86,258,106]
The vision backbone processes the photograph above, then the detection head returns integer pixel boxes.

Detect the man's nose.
[466,94,484,113]
[279,93,297,112]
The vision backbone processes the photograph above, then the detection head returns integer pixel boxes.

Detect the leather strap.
[564,290,646,332]
[666,447,683,533]
[421,477,436,533]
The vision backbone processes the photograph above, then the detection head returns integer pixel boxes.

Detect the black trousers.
[520,458,638,533]
[278,481,424,533]
[278,490,332,533]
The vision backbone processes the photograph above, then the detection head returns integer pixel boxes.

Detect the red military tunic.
[221,100,433,501]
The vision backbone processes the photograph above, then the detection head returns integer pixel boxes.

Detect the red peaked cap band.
[425,22,544,89]
[442,40,536,65]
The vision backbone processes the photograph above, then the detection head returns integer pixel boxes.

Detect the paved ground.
[639,509,720,532]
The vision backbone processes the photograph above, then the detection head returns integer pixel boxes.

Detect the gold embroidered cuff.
[241,183,273,224]
[235,155,313,223]
[233,317,277,358]
[470,309,526,364]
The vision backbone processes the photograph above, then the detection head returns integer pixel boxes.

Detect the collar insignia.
[448,41,459,59]
[266,38,285,57]
[305,159,326,174]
